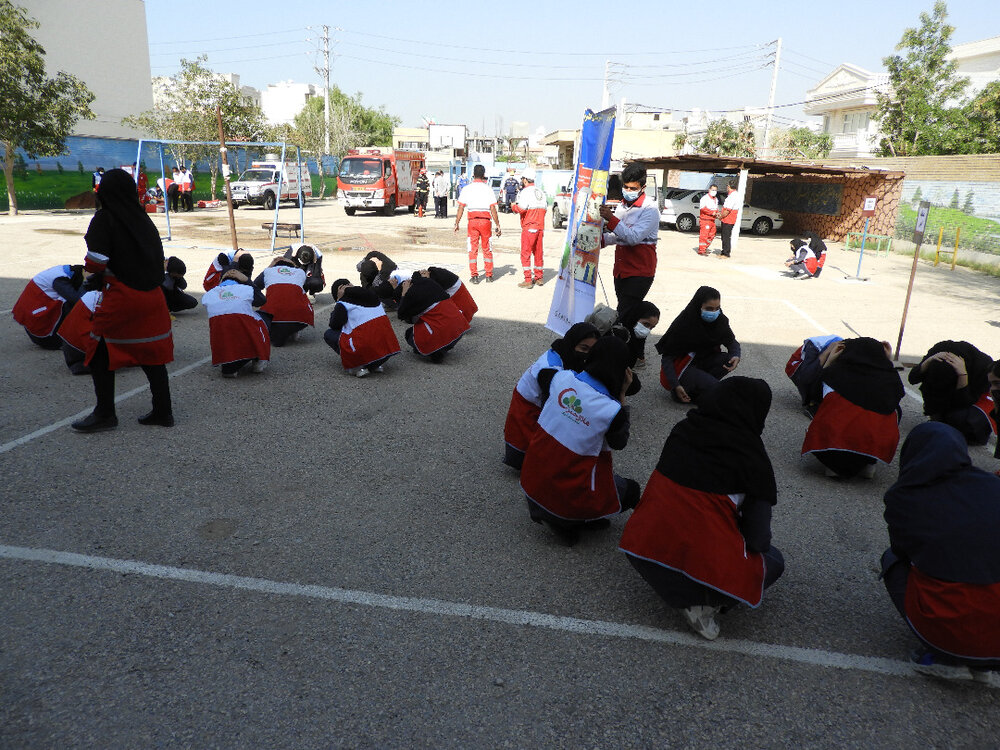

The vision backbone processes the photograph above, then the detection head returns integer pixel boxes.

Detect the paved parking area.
[2,201,998,747]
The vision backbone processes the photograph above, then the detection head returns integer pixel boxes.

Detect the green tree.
[770,127,833,159]
[962,189,975,214]
[124,56,270,199]
[874,1,969,156]
[673,119,756,158]
[0,1,94,214]
[948,188,959,209]
[964,81,1000,153]
[911,186,923,206]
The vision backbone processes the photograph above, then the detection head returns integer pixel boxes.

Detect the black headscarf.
[654,286,734,357]
[396,275,448,323]
[883,422,1000,584]
[657,376,777,504]
[583,336,631,399]
[340,285,380,307]
[822,337,903,415]
[620,301,661,331]
[909,341,992,415]
[550,322,599,372]
[84,168,164,291]
[803,231,827,256]
[427,266,460,290]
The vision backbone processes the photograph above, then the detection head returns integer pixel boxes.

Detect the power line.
[149,28,304,46]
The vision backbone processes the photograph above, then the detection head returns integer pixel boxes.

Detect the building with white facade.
[259,81,319,126]
[804,35,1000,157]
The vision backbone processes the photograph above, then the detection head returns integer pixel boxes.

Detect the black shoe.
[138,410,174,427]
[485,275,493,283]
[71,412,118,433]
[545,521,580,547]
[470,275,481,284]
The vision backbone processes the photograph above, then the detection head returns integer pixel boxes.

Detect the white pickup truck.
[550,173,659,229]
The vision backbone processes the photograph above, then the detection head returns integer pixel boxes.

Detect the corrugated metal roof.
[629,154,905,178]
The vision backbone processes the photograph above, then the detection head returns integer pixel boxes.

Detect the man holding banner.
[598,163,660,320]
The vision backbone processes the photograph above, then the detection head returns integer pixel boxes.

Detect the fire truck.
[230,158,312,210]
[337,148,425,216]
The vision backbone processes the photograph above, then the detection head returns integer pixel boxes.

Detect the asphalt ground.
[1,200,999,748]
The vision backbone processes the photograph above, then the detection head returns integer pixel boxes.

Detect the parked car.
[660,190,784,236]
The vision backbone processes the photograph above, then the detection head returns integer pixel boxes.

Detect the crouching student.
[254,257,314,346]
[325,278,401,378]
[161,256,198,313]
[655,286,741,404]
[12,263,85,349]
[502,322,600,470]
[358,251,397,294]
[396,273,469,362]
[620,377,783,640]
[784,239,818,278]
[802,337,903,479]
[785,334,844,416]
[520,336,641,547]
[423,266,478,323]
[908,340,996,446]
[57,289,101,375]
[203,248,253,291]
[201,269,270,378]
[284,243,325,295]
[881,422,1000,685]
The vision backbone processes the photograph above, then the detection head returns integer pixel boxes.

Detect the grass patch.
[896,204,1000,255]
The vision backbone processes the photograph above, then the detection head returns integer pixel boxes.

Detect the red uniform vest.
[12,266,70,336]
[444,278,478,323]
[410,298,470,356]
[259,266,314,325]
[57,291,100,352]
[504,350,563,454]
[905,565,1000,660]
[973,391,997,437]
[202,282,270,365]
[86,276,174,370]
[619,472,767,607]
[336,300,401,370]
[520,369,623,521]
[801,390,900,464]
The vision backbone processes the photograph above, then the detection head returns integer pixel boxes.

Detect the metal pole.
[159,143,171,241]
[216,106,239,255]
[762,38,782,156]
[856,216,870,277]
[323,25,330,155]
[952,226,960,270]
[894,202,931,361]
[296,146,305,244]
[269,142,286,253]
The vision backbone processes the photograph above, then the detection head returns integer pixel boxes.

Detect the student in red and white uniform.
[784,239,819,278]
[697,185,720,256]
[520,336,641,546]
[73,168,174,432]
[454,164,501,283]
[882,422,1000,683]
[503,322,600,470]
[785,334,843,415]
[254,257,314,346]
[802,337,903,479]
[201,269,270,378]
[12,264,86,349]
[599,163,659,320]
[325,278,401,378]
[178,166,193,212]
[396,273,470,362]
[284,243,326,296]
[620,377,783,640]
[908,340,996,446]
[655,286,741,404]
[203,248,253,291]
[511,168,547,288]
[58,289,101,375]
[422,266,478,323]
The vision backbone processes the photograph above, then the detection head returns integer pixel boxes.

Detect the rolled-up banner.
[545,106,616,335]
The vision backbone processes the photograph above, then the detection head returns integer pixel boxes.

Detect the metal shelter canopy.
[628,154,905,179]
[133,138,307,252]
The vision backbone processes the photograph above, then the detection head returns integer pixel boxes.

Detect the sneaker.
[251,359,268,374]
[373,365,385,373]
[971,668,1000,688]
[861,462,877,479]
[355,367,370,378]
[222,370,239,379]
[485,275,493,283]
[517,280,533,289]
[682,605,721,640]
[291,330,302,342]
[911,649,974,681]
[634,358,647,370]
[533,278,545,287]
[470,274,480,284]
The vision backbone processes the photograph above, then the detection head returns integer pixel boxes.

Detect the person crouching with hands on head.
[325,278,401,378]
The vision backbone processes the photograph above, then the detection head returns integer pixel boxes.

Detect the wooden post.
[895,201,930,361]
[952,226,960,270]
[216,106,239,254]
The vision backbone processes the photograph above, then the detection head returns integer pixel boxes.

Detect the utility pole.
[322,25,330,155]
[762,38,782,156]
[601,60,610,109]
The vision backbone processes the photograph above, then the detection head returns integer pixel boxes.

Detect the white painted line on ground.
[781,299,830,335]
[904,386,924,405]
[0,355,211,455]
[0,308,13,315]
[0,543,915,680]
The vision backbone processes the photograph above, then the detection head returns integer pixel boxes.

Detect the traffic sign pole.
[894,201,931,360]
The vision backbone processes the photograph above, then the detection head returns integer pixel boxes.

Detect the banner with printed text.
[545,107,616,336]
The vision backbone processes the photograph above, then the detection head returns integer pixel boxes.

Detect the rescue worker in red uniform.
[697,185,719,255]
[73,168,174,432]
[454,164,501,283]
[620,376,783,640]
[511,168,547,288]
[882,422,1000,685]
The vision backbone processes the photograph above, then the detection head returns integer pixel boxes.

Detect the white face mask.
[709,189,718,197]
[622,189,640,202]
[633,322,650,339]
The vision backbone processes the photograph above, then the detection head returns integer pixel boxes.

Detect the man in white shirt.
[433,171,450,218]
[718,182,741,258]
[454,164,501,283]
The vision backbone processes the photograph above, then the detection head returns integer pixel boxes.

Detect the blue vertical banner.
[545,107,616,335]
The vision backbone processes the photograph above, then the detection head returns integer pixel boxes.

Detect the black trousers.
[88,338,171,418]
[720,222,735,256]
[167,184,179,212]
[162,287,198,313]
[614,275,654,320]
